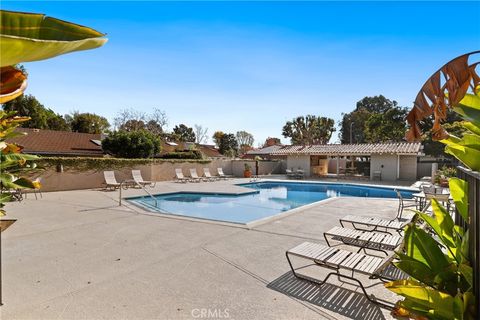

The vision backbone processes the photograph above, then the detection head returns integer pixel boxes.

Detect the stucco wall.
[34,159,284,192]
[286,155,311,177]
[370,154,398,181]
[231,160,285,177]
[399,155,417,180]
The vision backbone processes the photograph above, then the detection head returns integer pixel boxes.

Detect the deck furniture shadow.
[267,271,387,320]
[285,242,402,310]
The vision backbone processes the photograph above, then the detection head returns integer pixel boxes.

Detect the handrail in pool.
[119,180,158,208]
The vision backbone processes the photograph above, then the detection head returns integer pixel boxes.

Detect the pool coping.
[123,179,412,228]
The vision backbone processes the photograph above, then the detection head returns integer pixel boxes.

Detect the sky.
[2,1,480,145]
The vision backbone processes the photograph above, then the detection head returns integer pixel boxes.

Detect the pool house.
[271,142,423,181]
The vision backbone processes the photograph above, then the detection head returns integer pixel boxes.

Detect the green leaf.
[385,279,463,320]
[394,252,435,286]
[441,137,480,171]
[403,224,450,273]
[11,177,35,189]
[463,122,480,136]
[449,178,469,221]
[453,93,480,123]
[0,193,12,204]
[0,10,107,67]
[459,263,473,290]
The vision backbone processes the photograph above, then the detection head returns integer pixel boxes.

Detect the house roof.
[246,145,283,155]
[197,144,223,158]
[8,128,104,156]
[271,142,422,156]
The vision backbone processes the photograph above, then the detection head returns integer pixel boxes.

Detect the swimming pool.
[127,181,415,225]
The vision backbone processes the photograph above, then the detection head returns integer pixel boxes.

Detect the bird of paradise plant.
[386,53,480,319]
[0,10,107,215]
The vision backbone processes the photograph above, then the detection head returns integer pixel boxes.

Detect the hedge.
[36,156,212,172]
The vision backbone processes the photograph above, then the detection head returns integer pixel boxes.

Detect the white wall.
[399,155,417,180]
[286,155,311,177]
[370,154,398,181]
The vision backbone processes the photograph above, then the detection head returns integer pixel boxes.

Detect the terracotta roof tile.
[8,128,103,156]
[271,142,422,156]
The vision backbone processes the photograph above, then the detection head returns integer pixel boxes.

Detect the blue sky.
[3,1,480,145]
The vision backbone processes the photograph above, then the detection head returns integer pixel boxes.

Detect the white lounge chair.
[324,226,403,255]
[203,168,218,181]
[339,214,410,235]
[175,168,189,183]
[132,170,156,188]
[189,168,203,182]
[217,168,230,180]
[286,242,400,309]
[104,171,121,190]
[286,169,296,179]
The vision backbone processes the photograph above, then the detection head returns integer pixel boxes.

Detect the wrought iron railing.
[456,166,480,310]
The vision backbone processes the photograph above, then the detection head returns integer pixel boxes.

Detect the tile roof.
[246,145,283,155]
[271,142,422,156]
[8,128,103,156]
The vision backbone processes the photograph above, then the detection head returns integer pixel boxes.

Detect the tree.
[212,131,224,147]
[339,95,407,144]
[282,115,335,145]
[364,107,408,143]
[102,130,161,158]
[114,108,168,135]
[236,131,254,155]
[264,137,281,147]
[219,133,238,157]
[194,124,208,144]
[67,112,110,134]
[173,124,195,142]
[2,94,68,130]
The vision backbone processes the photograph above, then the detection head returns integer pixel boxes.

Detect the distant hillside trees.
[102,130,161,158]
[282,115,335,145]
[339,95,408,144]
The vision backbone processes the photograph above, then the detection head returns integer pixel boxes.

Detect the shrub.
[102,130,161,158]
[160,150,203,160]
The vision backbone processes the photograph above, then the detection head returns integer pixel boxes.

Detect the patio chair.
[203,168,218,181]
[372,170,382,181]
[286,241,400,309]
[339,214,410,235]
[189,168,203,182]
[103,171,121,190]
[286,169,296,179]
[395,189,417,218]
[324,226,403,256]
[295,168,304,180]
[217,168,230,180]
[175,168,189,183]
[132,170,156,188]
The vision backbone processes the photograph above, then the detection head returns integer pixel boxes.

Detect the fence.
[456,166,480,310]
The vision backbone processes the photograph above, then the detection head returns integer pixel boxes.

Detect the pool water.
[127,181,414,225]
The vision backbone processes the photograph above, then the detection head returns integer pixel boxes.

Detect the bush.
[102,130,161,158]
[160,150,203,159]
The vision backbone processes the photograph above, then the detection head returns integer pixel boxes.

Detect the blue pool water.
[128,181,415,224]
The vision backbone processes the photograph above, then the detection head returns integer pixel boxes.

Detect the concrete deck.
[1,179,406,320]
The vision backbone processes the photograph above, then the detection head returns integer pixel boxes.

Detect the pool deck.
[1,178,411,320]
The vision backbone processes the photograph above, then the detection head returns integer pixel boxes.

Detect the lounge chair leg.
[286,252,394,310]
[323,234,331,247]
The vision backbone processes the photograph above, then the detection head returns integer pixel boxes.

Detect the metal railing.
[456,166,480,310]
[118,180,158,208]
